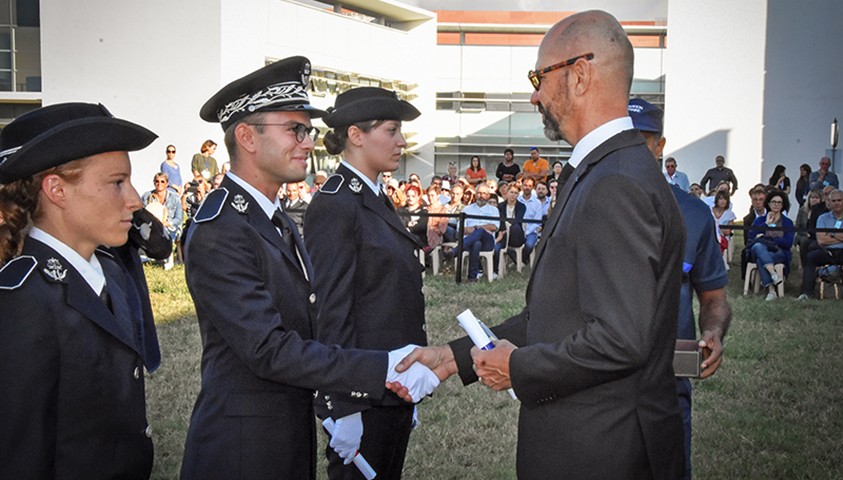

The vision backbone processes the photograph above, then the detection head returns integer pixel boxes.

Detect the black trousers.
[326,405,415,480]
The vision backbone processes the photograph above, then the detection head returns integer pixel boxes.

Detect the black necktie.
[383,192,396,212]
[100,284,113,313]
[271,208,294,249]
[557,163,576,195]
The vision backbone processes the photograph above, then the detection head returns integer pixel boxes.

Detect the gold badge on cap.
[43,257,67,282]
[231,194,249,214]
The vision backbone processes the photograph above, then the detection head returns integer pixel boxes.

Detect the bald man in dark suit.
[395,11,686,479]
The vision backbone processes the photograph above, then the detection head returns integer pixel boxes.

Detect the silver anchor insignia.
[231,194,249,213]
[43,257,67,282]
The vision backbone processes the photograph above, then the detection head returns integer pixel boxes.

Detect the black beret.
[200,56,326,131]
[323,87,420,128]
[0,102,157,184]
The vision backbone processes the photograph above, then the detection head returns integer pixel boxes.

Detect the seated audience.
[794,189,823,266]
[426,185,449,254]
[284,182,308,236]
[444,184,465,243]
[711,190,736,254]
[663,156,691,192]
[142,172,184,242]
[808,156,839,191]
[522,147,549,182]
[689,183,704,198]
[518,177,543,261]
[388,179,406,210]
[494,183,526,273]
[549,161,565,183]
[465,155,487,186]
[742,186,768,245]
[311,170,328,193]
[547,178,559,216]
[400,184,427,247]
[443,161,459,185]
[797,189,843,300]
[461,186,475,206]
[794,163,812,208]
[460,183,498,282]
[747,191,794,301]
[211,173,224,189]
[439,180,452,206]
[535,181,551,218]
[767,164,791,196]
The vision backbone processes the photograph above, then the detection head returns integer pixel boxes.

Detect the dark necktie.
[100,284,113,313]
[271,208,294,249]
[383,192,396,212]
[557,163,576,195]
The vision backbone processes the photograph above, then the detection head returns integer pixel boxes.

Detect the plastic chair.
[743,262,785,297]
[457,249,495,282]
[431,242,458,276]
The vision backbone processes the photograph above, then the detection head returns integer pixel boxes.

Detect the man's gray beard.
[538,103,563,141]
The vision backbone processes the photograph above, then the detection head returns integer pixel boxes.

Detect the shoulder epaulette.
[319,174,344,195]
[195,188,229,223]
[0,255,37,290]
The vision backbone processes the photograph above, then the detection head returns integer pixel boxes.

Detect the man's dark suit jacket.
[0,239,157,479]
[180,176,390,480]
[450,129,686,479]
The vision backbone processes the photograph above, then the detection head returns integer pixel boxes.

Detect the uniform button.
[422,323,427,332]
[144,425,152,438]
[309,293,316,304]
[133,367,140,379]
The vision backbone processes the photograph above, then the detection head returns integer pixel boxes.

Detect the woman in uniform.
[304,87,424,479]
[0,103,162,479]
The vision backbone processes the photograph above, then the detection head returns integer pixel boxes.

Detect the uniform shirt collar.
[341,160,381,196]
[226,171,282,219]
[567,116,635,169]
[29,226,105,295]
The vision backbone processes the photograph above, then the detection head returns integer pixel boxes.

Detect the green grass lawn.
[144,255,843,479]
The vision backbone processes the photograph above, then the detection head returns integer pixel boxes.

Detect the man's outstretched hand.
[386,345,457,401]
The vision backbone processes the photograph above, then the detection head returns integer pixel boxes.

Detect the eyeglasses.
[166,150,176,154]
[528,53,594,90]
[154,180,168,184]
[248,122,320,143]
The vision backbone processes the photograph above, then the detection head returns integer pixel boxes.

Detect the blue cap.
[627,98,663,135]
[529,146,538,151]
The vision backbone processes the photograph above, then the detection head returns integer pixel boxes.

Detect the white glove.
[328,412,364,465]
[386,345,441,403]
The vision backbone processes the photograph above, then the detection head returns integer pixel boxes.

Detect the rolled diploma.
[322,417,377,479]
[456,309,518,400]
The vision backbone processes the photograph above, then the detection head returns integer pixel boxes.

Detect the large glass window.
[0,0,40,92]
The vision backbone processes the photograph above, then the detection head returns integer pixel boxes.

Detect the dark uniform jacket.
[305,164,427,419]
[450,130,686,480]
[180,176,390,480]
[0,238,158,480]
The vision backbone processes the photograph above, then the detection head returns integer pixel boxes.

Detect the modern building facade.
[5,0,843,215]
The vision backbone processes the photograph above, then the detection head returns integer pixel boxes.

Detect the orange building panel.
[435,11,662,47]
